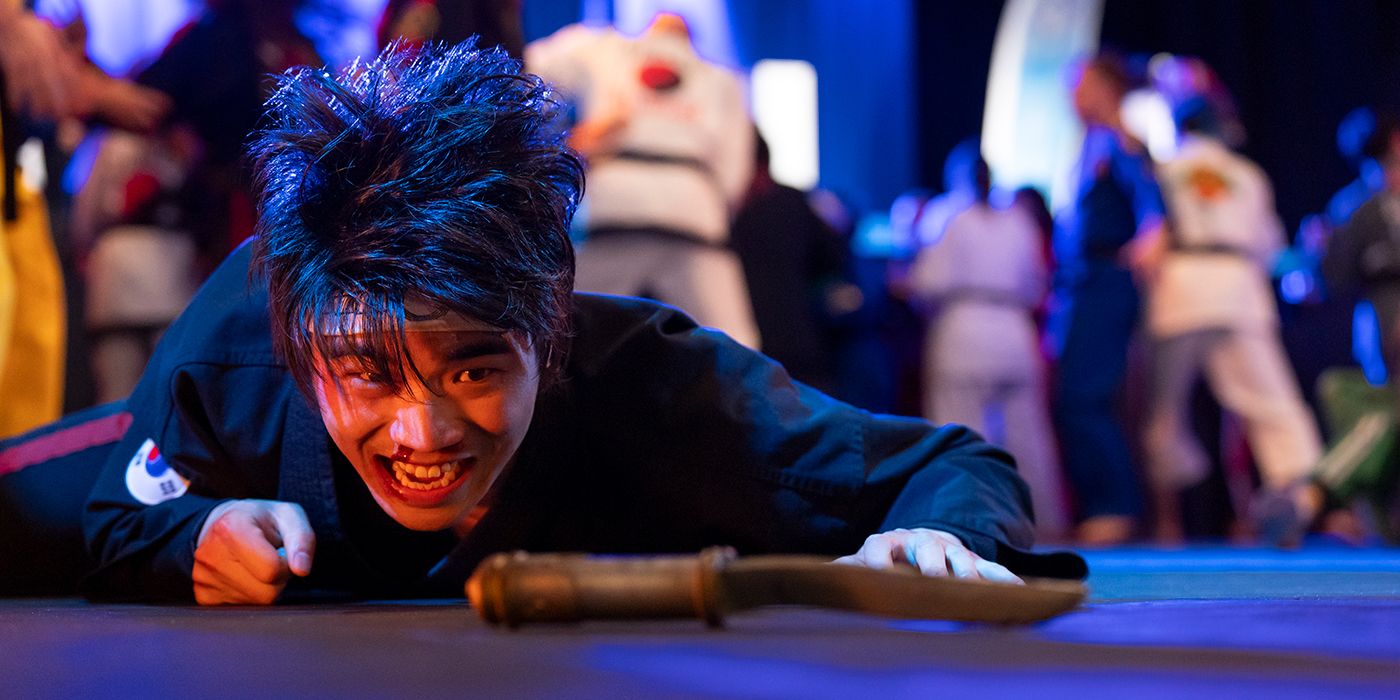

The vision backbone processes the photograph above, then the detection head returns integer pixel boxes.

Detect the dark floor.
[2,546,1398,699]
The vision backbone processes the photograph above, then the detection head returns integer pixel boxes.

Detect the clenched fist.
[193,500,316,605]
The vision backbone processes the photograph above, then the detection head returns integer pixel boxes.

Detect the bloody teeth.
[390,459,465,491]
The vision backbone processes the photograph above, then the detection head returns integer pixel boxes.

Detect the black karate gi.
[81,243,1084,602]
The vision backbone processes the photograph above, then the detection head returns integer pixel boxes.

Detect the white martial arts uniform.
[526,24,759,348]
[909,201,1066,537]
[1147,135,1322,491]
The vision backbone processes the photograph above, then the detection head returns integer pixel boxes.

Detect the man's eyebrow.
[445,333,513,361]
[319,332,511,363]
[323,336,377,360]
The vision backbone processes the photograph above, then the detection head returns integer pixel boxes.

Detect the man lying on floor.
[80,41,1081,605]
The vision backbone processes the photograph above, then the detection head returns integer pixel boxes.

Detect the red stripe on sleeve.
[0,413,134,478]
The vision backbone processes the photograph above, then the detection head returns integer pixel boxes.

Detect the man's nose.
[388,396,467,454]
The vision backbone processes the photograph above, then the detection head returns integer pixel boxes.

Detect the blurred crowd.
[1,0,1396,547]
[883,54,1400,547]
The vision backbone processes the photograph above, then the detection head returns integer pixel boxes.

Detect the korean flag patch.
[125,439,189,505]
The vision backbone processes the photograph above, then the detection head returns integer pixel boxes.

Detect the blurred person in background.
[917,139,983,250]
[1051,52,1164,544]
[59,0,321,402]
[1322,112,1400,539]
[133,0,321,259]
[886,142,980,310]
[80,162,199,404]
[0,0,79,436]
[1132,64,1324,543]
[729,129,848,395]
[1325,113,1400,416]
[526,12,759,348]
[909,155,1067,541]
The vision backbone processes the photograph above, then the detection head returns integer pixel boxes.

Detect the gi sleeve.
[82,247,286,602]
[860,414,1034,559]
[82,364,288,601]
[573,297,1039,568]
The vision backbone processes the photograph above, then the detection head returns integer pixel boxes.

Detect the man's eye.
[339,368,388,385]
[456,368,494,383]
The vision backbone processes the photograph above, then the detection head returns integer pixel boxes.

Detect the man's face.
[311,316,540,532]
[1071,65,1114,126]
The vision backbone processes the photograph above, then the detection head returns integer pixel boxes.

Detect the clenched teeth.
[390,459,464,491]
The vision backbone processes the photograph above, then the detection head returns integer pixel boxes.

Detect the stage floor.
[3,546,1398,699]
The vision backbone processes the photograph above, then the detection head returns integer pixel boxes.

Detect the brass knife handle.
[466,547,736,627]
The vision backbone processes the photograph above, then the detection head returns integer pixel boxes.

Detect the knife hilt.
[466,547,737,628]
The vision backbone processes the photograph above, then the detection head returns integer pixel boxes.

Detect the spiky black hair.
[249,39,583,395]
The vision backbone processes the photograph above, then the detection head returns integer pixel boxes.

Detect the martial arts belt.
[467,548,1087,628]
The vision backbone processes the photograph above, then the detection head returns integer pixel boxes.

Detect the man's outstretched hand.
[833,528,1023,584]
[193,500,316,605]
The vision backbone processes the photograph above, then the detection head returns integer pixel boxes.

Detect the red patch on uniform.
[1187,167,1230,200]
[639,62,682,91]
[121,171,161,219]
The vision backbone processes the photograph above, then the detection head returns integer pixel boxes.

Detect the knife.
[466,547,1086,627]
